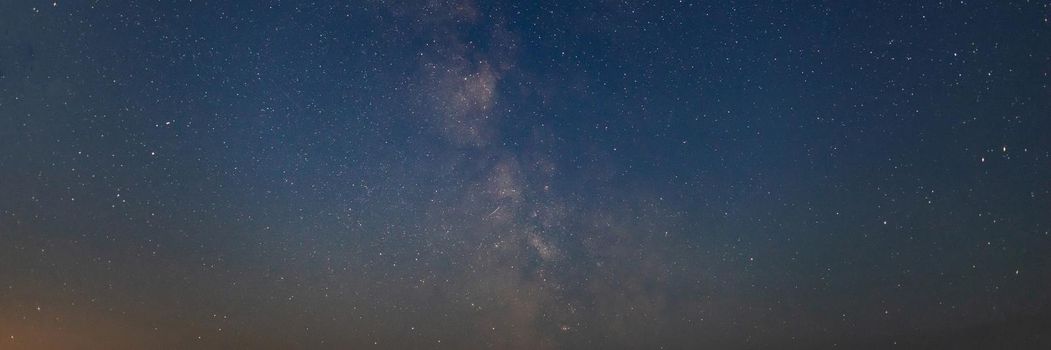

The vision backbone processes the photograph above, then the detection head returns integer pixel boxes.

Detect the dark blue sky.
[2,1,1050,349]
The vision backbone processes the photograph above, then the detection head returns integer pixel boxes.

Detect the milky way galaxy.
[2,1,1051,349]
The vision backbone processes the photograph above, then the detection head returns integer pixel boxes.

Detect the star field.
[1,1,1050,349]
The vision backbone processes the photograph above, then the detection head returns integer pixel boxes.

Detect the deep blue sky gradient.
[2,1,1050,349]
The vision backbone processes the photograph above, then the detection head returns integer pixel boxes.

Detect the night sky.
[2,1,1051,349]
